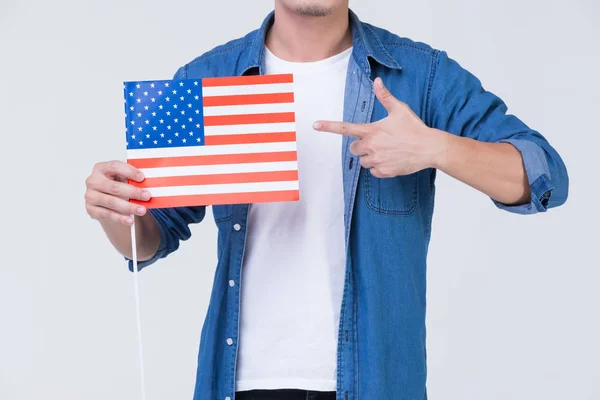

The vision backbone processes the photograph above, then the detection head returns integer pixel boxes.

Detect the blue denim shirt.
[129,11,568,400]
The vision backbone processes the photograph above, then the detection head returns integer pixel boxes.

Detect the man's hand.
[85,160,151,225]
[313,77,448,178]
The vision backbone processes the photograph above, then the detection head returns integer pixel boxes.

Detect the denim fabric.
[127,10,568,400]
[236,390,335,400]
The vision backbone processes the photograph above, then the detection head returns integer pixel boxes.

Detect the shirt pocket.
[363,169,418,216]
[212,204,233,223]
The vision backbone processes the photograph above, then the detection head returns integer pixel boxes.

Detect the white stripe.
[127,141,297,159]
[202,102,294,116]
[148,180,299,197]
[204,122,296,136]
[141,161,299,178]
[202,83,294,97]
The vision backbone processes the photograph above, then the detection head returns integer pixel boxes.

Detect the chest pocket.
[363,168,418,216]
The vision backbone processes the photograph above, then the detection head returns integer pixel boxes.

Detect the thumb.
[374,77,400,114]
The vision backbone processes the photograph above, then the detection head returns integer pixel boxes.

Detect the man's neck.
[265,5,352,63]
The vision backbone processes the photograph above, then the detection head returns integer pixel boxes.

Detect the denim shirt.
[129,11,568,400]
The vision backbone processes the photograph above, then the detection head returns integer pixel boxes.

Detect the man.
[85,1,569,399]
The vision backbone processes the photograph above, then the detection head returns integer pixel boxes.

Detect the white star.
[139,140,143,145]
[180,96,184,101]
[188,117,193,122]
[151,112,156,116]
[129,106,134,111]
[138,127,143,132]
[160,133,165,138]
[151,98,156,102]
[188,103,192,108]
[129,92,133,97]
[167,125,171,130]
[174,118,179,123]
[196,137,201,142]
[130,120,135,125]
[189,131,194,136]
[193,81,198,86]
[166,111,171,116]
[137,112,142,117]
[173,104,178,109]
[181,110,185,115]
[182,124,186,129]
[158,90,163,95]
[196,123,200,128]
[168,139,172,144]
[165,97,170,102]
[144,105,149,110]
[187,89,191,94]
[150,83,155,88]
[136,84,141,89]
[172,90,177,94]
[165,82,169,87]
[159,105,164,109]
[152,126,157,131]
[146,134,150,138]
[143,91,148,96]
[126,141,129,146]
[145,119,149,124]
[153,140,158,144]
[194,95,199,100]
[195,109,200,114]
[175,132,179,137]
[131,134,136,139]
[159,119,164,123]
[136,98,141,103]
[179,82,184,87]
[182,138,187,143]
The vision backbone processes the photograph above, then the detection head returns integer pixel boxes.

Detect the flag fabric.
[123,74,299,209]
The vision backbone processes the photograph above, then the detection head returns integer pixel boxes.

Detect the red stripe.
[132,190,300,208]
[204,112,295,126]
[131,170,298,188]
[203,93,294,107]
[127,151,297,169]
[204,132,296,145]
[202,74,293,87]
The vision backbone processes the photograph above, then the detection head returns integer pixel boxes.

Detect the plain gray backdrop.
[1,0,598,399]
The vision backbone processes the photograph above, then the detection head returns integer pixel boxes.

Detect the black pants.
[236,389,336,400]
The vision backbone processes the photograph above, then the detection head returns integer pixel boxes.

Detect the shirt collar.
[242,9,402,76]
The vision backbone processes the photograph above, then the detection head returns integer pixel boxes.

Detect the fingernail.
[141,191,151,200]
[124,216,134,224]
[313,122,322,130]
[137,172,145,181]
[136,206,145,215]
[375,77,383,88]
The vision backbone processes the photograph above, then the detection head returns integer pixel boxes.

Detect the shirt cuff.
[493,138,554,215]
[125,209,169,272]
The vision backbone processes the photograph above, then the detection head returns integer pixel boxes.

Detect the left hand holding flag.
[312,77,449,178]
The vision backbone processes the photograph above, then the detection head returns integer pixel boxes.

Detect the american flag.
[123,74,299,209]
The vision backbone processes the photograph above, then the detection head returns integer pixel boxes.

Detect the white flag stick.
[130,217,147,400]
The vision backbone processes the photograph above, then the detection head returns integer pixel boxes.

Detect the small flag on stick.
[124,74,300,209]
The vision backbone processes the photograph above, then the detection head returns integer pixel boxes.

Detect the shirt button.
[226,338,233,346]
[225,397,231,400]
[233,223,241,231]
[229,280,235,287]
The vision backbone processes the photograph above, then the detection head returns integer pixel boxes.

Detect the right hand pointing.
[85,160,151,225]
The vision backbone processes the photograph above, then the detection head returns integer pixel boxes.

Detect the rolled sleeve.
[428,50,568,215]
[493,138,554,214]
[125,206,206,272]
[125,209,169,272]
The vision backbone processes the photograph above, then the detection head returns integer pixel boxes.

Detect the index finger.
[98,160,145,182]
[313,120,370,138]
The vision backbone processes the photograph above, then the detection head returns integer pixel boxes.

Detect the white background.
[1,0,599,399]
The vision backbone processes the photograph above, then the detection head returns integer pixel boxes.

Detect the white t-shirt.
[235,46,352,392]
